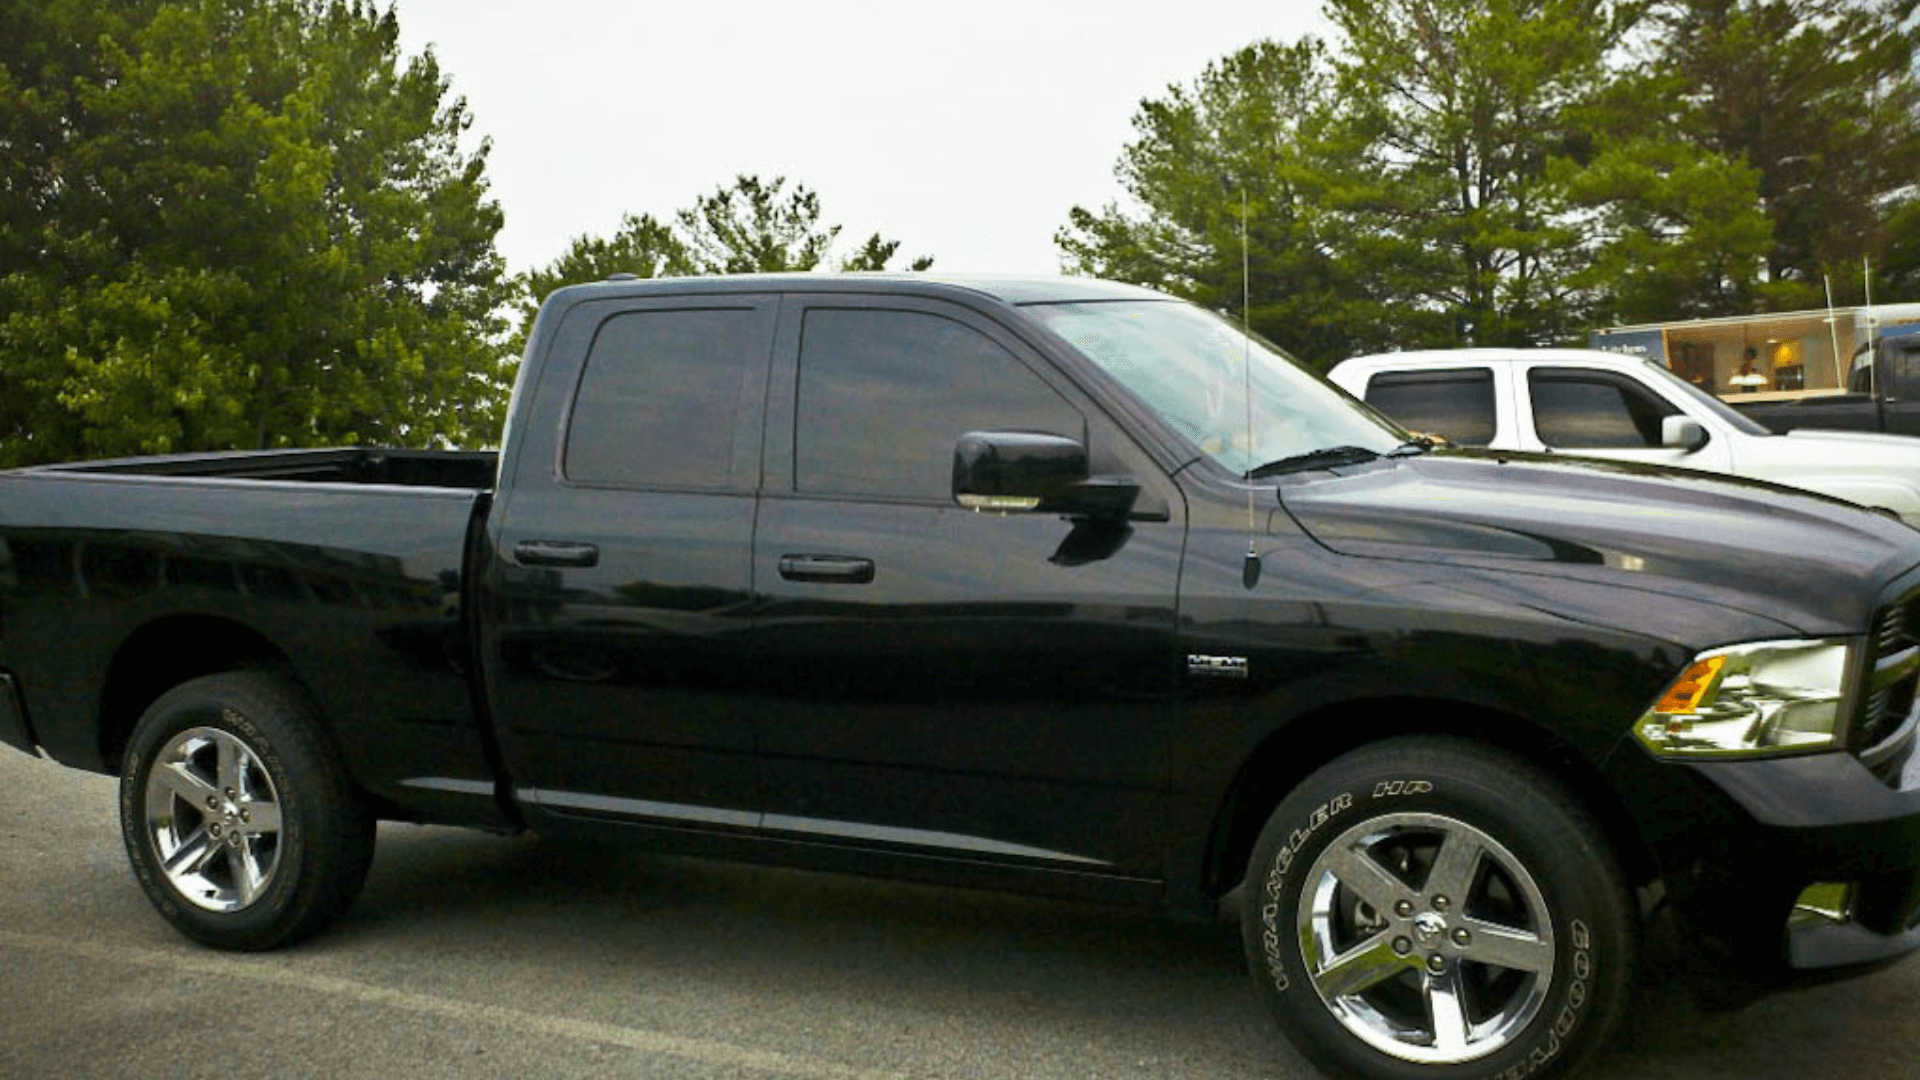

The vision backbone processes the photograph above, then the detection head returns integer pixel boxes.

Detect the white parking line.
[0,929,921,1080]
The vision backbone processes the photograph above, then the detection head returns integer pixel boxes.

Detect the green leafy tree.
[1062,5,1675,358]
[839,231,935,273]
[675,174,930,275]
[1056,39,1392,367]
[1650,0,1920,308]
[1553,65,1776,322]
[508,212,687,360]
[677,174,834,274]
[1324,0,1627,347]
[510,174,930,352]
[1557,139,1775,322]
[1882,200,1920,299]
[0,0,511,465]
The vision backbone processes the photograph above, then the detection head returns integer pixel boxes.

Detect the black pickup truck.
[1733,332,1920,434]
[3,274,1918,1080]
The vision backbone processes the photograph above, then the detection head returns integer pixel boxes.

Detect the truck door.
[747,295,1184,880]
[480,293,775,830]
[1877,335,1920,436]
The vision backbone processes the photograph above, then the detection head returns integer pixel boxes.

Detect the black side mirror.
[952,431,1139,520]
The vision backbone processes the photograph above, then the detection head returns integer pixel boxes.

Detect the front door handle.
[513,540,600,568]
[778,554,875,584]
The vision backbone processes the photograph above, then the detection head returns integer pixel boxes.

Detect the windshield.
[1027,300,1405,474]
[1637,359,1772,437]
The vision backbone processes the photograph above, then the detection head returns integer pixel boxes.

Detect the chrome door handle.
[513,540,600,568]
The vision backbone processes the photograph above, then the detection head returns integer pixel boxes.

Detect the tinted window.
[1529,369,1677,448]
[1363,368,1497,446]
[1028,300,1402,474]
[1892,340,1920,388]
[1850,345,1875,393]
[565,308,762,488]
[796,308,1082,501]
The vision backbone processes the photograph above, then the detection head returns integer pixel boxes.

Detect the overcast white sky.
[391,0,1332,279]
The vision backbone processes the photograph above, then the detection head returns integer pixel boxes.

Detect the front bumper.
[1605,733,1920,977]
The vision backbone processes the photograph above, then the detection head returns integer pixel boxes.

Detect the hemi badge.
[1187,654,1249,679]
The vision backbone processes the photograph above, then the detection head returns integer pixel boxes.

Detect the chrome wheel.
[1297,811,1555,1065]
[142,725,284,912]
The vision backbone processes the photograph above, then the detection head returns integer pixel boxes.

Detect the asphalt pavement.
[1,747,1915,1080]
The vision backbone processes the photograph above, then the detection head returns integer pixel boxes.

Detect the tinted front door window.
[795,308,1083,500]
[1529,369,1677,449]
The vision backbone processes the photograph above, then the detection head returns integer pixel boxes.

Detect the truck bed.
[0,448,504,828]
[1729,392,1881,434]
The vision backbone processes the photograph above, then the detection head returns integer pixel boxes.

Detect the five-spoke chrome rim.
[1297,812,1555,1065]
[143,726,284,913]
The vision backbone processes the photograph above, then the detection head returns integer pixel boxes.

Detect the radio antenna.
[1859,257,1880,397]
[1240,189,1261,589]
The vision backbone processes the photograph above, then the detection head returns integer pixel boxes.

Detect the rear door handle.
[513,540,600,568]
[778,554,875,584]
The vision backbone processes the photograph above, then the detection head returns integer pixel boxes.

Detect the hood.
[1780,427,1920,453]
[1279,451,1920,636]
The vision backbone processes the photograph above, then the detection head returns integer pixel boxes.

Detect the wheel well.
[1203,698,1656,903]
[97,616,290,772]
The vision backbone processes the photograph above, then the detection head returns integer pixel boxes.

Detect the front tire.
[1242,737,1635,1080]
[119,671,375,950]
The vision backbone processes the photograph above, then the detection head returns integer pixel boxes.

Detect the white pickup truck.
[1328,348,1920,526]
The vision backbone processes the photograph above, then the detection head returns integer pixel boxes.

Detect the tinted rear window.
[565,308,762,489]
[1364,368,1497,446]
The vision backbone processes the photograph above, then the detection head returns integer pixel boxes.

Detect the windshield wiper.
[1387,436,1438,457]
[1246,445,1382,478]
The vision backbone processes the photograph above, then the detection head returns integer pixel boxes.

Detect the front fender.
[1784,474,1920,525]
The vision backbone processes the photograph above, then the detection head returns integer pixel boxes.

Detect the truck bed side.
[0,464,507,829]
[1730,392,1883,434]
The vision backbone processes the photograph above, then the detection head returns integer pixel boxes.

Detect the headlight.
[1634,639,1853,758]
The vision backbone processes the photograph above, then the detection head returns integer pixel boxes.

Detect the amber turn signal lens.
[1635,639,1850,758]
[1653,655,1726,715]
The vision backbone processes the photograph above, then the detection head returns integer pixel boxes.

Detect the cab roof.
[548,272,1171,308]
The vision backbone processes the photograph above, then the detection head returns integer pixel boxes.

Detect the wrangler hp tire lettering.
[120,671,375,950]
[1242,737,1635,1080]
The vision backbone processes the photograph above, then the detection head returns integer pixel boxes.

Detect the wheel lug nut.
[1391,936,1413,956]
[1452,927,1472,947]
[206,795,219,809]
[1431,895,1451,912]
[240,810,251,823]
[209,823,222,837]
[1394,900,1414,918]
[1427,954,1447,974]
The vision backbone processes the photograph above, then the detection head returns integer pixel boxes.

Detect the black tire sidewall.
[119,673,343,949]
[1242,739,1633,1080]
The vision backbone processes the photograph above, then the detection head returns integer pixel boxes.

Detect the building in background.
[1590,304,1920,400]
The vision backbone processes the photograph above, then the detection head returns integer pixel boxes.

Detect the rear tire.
[119,671,375,950]
[1242,737,1635,1080]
